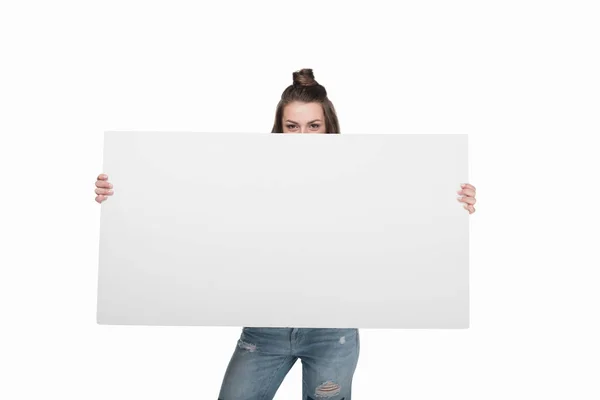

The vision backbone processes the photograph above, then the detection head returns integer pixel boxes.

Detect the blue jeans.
[218,327,360,400]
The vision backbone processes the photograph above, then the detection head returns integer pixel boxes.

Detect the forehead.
[283,101,324,121]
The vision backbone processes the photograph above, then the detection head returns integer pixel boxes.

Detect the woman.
[94,68,477,400]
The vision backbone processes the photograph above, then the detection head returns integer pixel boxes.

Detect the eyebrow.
[285,119,322,124]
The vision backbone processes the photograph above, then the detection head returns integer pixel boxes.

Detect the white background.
[1,0,599,399]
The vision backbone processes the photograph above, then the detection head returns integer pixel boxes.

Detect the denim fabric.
[218,327,360,400]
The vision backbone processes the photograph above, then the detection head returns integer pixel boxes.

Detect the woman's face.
[282,101,326,134]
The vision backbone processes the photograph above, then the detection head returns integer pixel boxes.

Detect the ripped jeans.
[218,327,360,400]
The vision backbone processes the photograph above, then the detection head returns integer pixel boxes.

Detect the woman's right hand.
[95,173,114,203]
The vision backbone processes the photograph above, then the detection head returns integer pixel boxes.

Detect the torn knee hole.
[315,380,341,398]
[237,339,257,352]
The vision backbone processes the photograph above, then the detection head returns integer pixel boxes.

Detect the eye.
[310,124,321,129]
[286,124,297,130]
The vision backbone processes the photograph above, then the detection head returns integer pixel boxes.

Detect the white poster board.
[97,132,469,328]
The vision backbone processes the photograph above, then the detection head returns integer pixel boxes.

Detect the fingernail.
[457,190,462,194]
[461,184,466,187]
[109,183,113,188]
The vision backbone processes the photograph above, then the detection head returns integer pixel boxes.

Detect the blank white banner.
[97,132,469,328]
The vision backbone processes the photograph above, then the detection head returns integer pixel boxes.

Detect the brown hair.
[271,68,340,134]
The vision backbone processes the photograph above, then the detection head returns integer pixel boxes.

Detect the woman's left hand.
[457,183,476,214]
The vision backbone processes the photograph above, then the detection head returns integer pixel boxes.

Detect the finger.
[95,188,114,196]
[461,183,476,191]
[98,174,109,180]
[457,188,475,197]
[463,204,475,214]
[457,196,476,205]
[95,195,107,203]
[95,180,113,189]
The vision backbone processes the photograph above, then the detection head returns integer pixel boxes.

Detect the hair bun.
[293,68,318,87]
